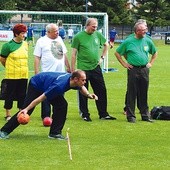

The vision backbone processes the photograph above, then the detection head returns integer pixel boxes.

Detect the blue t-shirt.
[30,72,80,100]
[110,29,117,38]
[59,28,66,39]
[27,27,33,37]
[41,29,46,37]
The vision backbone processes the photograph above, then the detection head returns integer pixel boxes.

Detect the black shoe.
[82,116,92,122]
[100,115,117,120]
[48,134,67,140]
[142,119,154,123]
[127,117,136,123]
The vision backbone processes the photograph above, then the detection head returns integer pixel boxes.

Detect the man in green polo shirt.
[71,18,116,122]
[115,22,157,123]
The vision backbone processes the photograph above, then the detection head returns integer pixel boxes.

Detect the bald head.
[71,69,86,79]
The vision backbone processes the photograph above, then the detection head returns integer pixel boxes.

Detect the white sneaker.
[0,131,9,139]
[5,116,11,121]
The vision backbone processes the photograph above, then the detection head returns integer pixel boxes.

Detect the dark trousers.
[4,79,28,109]
[124,90,140,112]
[41,99,51,119]
[126,67,150,120]
[79,65,109,118]
[1,83,68,135]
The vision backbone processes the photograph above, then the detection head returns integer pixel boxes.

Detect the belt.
[132,65,146,68]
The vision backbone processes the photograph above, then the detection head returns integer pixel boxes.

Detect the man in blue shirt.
[0,70,98,140]
[109,27,118,48]
[27,25,34,46]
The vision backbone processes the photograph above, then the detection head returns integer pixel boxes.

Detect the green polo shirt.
[72,30,106,70]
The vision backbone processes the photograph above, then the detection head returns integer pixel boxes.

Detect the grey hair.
[137,19,146,23]
[46,23,58,32]
[134,22,145,32]
[85,18,98,27]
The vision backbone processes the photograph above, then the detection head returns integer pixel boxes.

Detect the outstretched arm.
[79,86,98,100]
[18,93,47,116]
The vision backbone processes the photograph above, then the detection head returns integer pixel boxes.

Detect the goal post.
[0,10,109,72]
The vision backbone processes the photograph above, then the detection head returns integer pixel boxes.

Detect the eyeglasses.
[91,26,98,29]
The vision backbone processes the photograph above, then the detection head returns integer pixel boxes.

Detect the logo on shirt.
[144,45,149,52]
[94,37,99,44]
[51,41,63,59]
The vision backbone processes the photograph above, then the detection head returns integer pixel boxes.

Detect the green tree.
[11,0,170,29]
[132,0,170,33]
[92,0,131,25]
[0,0,16,24]
[15,0,84,11]
[15,0,129,24]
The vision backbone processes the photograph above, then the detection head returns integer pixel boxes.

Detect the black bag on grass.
[151,106,170,120]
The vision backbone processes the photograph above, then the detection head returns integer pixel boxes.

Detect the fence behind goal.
[0,10,109,71]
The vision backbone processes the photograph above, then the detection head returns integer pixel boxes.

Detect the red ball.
[43,117,52,127]
[17,113,30,125]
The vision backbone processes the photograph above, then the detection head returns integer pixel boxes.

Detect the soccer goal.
[0,10,109,71]
[63,23,83,36]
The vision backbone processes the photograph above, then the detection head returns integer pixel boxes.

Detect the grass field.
[0,40,170,170]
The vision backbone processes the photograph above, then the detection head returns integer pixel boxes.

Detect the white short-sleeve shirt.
[34,35,67,72]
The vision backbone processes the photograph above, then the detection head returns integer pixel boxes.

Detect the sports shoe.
[0,131,9,139]
[4,116,11,121]
[123,111,127,115]
[82,116,92,122]
[100,115,117,120]
[48,134,67,140]
[127,118,136,123]
[123,107,127,115]
[142,118,154,123]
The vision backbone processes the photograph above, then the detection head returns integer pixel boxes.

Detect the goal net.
[30,22,83,39]
[0,10,109,71]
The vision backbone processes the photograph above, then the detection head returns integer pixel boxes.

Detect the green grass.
[0,40,170,170]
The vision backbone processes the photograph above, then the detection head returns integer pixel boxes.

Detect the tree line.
[0,0,170,32]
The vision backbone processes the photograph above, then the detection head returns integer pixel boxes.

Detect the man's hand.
[87,94,98,100]
[17,109,28,118]
[98,58,104,65]
[146,62,152,68]
[123,63,133,70]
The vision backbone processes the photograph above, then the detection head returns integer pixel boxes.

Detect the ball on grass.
[43,117,52,127]
[17,113,30,125]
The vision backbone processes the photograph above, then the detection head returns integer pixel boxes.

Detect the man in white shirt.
[34,23,71,125]
[67,27,74,43]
